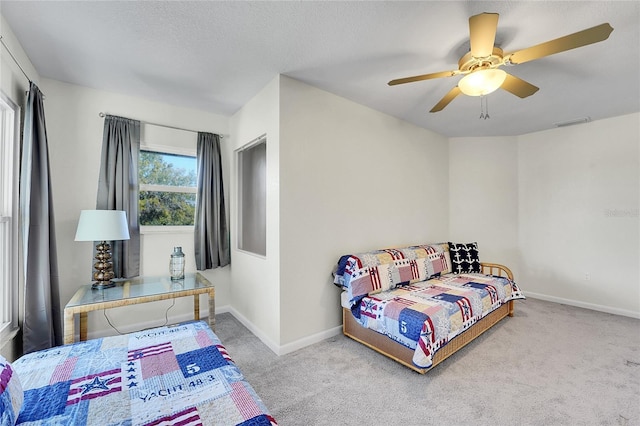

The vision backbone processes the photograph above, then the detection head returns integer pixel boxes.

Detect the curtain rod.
[0,35,31,82]
[98,112,223,138]
[0,35,46,99]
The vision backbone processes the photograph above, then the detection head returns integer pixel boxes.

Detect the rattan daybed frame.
[342,262,515,374]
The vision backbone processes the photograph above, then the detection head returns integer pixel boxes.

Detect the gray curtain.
[96,115,140,278]
[20,81,62,353]
[194,132,230,270]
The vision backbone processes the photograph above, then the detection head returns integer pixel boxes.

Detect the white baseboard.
[220,306,341,356]
[216,304,231,314]
[222,306,280,355]
[278,324,342,356]
[525,292,640,319]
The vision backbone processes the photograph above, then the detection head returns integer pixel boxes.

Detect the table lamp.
[74,209,130,289]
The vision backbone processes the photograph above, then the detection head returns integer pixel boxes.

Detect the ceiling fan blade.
[430,86,461,113]
[501,73,539,98]
[507,23,613,65]
[388,70,458,86]
[469,12,499,58]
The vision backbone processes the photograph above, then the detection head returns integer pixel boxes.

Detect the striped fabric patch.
[410,259,420,280]
[215,345,233,363]
[230,382,263,421]
[368,266,382,292]
[50,357,77,384]
[128,342,172,361]
[144,406,202,426]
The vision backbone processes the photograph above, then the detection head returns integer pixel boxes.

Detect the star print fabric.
[11,321,278,425]
[353,273,525,368]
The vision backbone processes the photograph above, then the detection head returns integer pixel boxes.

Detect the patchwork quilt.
[10,321,277,426]
[1,354,23,425]
[334,244,452,306]
[351,273,525,368]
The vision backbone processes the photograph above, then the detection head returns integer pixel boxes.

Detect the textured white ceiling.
[2,1,638,137]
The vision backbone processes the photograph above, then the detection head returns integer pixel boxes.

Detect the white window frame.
[0,92,20,343]
[139,144,197,234]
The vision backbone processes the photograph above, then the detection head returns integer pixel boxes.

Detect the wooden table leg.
[79,312,88,342]
[208,289,215,331]
[63,309,75,344]
[193,294,200,320]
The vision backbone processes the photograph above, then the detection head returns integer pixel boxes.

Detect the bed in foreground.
[335,242,525,374]
[3,320,277,425]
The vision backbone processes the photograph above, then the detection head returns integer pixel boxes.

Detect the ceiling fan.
[388,13,613,113]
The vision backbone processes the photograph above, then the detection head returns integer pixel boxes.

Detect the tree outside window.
[139,150,197,226]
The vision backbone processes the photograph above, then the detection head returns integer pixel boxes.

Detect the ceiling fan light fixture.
[458,68,507,96]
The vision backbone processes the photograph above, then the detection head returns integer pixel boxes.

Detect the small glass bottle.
[170,246,185,280]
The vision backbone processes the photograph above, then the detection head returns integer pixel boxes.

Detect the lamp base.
[91,281,115,290]
[91,240,115,290]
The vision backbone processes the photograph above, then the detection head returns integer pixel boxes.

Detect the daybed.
[334,242,524,374]
[1,320,277,425]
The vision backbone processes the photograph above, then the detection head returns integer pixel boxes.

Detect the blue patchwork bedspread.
[352,273,525,368]
[11,321,277,425]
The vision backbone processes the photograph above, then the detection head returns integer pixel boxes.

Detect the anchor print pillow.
[447,242,481,274]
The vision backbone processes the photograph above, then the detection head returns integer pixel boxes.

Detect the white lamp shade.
[74,210,130,242]
[458,68,507,97]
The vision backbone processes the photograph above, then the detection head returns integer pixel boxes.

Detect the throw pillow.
[0,354,24,425]
[447,242,481,274]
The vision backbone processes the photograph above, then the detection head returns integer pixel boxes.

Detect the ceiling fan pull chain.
[484,95,490,119]
[479,95,491,119]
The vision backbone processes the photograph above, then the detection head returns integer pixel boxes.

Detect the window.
[0,91,20,341]
[139,149,197,227]
[237,137,266,256]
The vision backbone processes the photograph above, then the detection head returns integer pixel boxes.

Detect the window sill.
[0,326,20,351]
[140,226,194,235]
[236,248,267,260]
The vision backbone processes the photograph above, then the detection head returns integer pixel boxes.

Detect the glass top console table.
[63,273,215,344]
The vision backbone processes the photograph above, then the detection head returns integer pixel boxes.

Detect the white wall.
[228,76,281,351]
[448,136,519,277]
[40,78,232,338]
[227,76,450,352]
[449,116,639,318]
[278,76,450,346]
[0,15,40,360]
[518,113,639,317]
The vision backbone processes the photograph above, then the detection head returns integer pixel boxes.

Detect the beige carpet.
[215,298,640,425]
